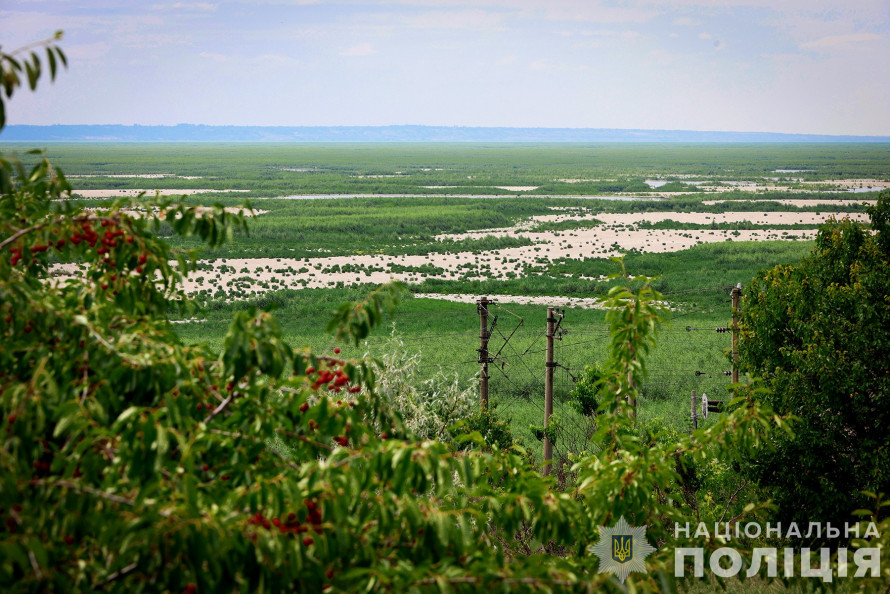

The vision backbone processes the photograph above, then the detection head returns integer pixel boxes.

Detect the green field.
[8,141,884,463]
[7,141,890,193]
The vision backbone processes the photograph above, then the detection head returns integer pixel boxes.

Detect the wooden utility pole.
[478,296,490,410]
[691,390,698,432]
[731,284,741,384]
[543,307,555,476]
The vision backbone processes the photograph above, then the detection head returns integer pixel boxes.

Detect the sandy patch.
[164,209,864,298]
[437,210,868,240]
[167,229,816,297]
[804,179,890,189]
[72,189,249,198]
[419,185,539,191]
[413,293,605,309]
[51,207,868,301]
[46,224,815,300]
[594,211,868,226]
[702,199,876,207]
[695,178,888,194]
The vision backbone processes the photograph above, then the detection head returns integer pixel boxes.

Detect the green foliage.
[738,190,890,534]
[529,414,560,446]
[570,364,602,417]
[566,265,791,588]
[0,32,66,131]
[457,405,514,451]
[365,334,478,440]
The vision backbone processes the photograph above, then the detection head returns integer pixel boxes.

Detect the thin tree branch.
[202,392,236,424]
[720,480,750,524]
[0,220,52,251]
[4,34,64,59]
[94,562,138,590]
[27,550,43,580]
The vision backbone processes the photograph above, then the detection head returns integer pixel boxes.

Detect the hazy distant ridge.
[3,124,889,143]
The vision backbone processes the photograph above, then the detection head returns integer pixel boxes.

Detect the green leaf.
[46,47,57,79]
[113,406,141,430]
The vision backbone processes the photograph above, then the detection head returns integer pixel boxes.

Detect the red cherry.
[299,402,309,413]
[333,347,341,354]
[302,537,314,546]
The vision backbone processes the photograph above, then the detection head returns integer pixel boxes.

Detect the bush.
[738,192,890,535]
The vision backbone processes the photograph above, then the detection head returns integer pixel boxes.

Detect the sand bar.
[72,189,249,198]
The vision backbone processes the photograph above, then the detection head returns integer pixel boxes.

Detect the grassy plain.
[8,141,886,461]
[9,141,890,192]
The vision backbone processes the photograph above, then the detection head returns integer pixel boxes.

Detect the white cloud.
[257,53,292,64]
[537,3,657,24]
[199,51,227,61]
[152,2,217,10]
[674,16,700,26]
[800,32,882,50]
[397,9,506,30]
[340,42,376,56]
[67,41,110,61]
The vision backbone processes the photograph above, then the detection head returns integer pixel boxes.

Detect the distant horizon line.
[5,122,889,135]
[3,124,889,143]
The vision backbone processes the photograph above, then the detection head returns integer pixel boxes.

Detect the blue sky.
[2,0,889,135]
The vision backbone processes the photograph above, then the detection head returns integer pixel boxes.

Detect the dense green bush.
[738,191,890,536]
